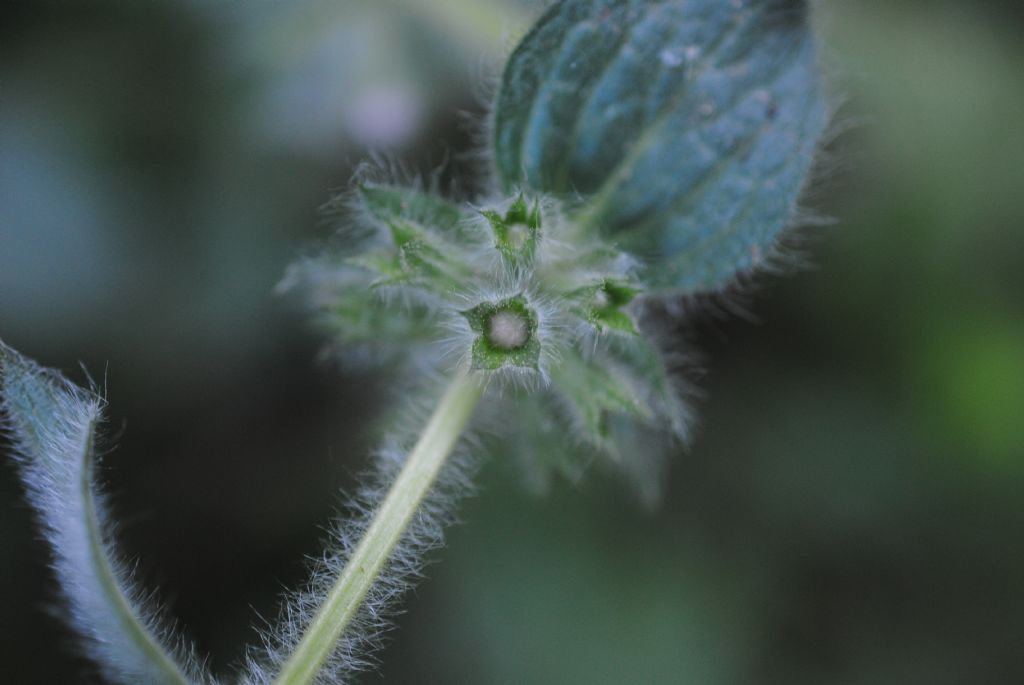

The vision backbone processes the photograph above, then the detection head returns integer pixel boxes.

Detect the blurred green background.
[2,0,1022,683]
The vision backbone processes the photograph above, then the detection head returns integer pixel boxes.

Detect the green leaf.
[0,342,202,685]
[328,286,439,347]
[609,333,690,440]
[358,183,470,240]
[352,183,475,291]
[352,218,472,293]
[493,0,828,293]
[549,351,654,449]
[489,393,596,489]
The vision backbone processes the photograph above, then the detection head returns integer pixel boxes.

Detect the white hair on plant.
[0,342,214,685]
[2,1,832,682]
[242,376,482,684]
[438,276,569,391]
[469,190,565,270]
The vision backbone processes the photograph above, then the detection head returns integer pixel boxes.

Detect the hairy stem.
[272,370,483,685]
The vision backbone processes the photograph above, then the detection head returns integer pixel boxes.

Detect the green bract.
[569,278,641,335]
[282,180,686,488]
[494,0,828,293]
[481,194,543,265]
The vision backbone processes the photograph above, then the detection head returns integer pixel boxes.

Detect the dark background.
[2,1,1022,683]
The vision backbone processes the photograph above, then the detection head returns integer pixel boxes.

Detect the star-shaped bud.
[461,295,541,371]
[480,195,542,265]
[570,279,641,335]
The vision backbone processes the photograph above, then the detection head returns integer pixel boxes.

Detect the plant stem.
[272,370,483,685]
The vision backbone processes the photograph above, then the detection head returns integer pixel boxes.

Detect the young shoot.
[1,1,829,683]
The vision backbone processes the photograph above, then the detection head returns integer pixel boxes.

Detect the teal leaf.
[0,342,208,685]
[494,0,828,293]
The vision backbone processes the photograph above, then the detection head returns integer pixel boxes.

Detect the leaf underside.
[0,342,200,685]
[494,0,828,293]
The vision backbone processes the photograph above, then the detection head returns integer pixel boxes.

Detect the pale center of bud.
[488,310,530,349]
[506,222,530,249]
